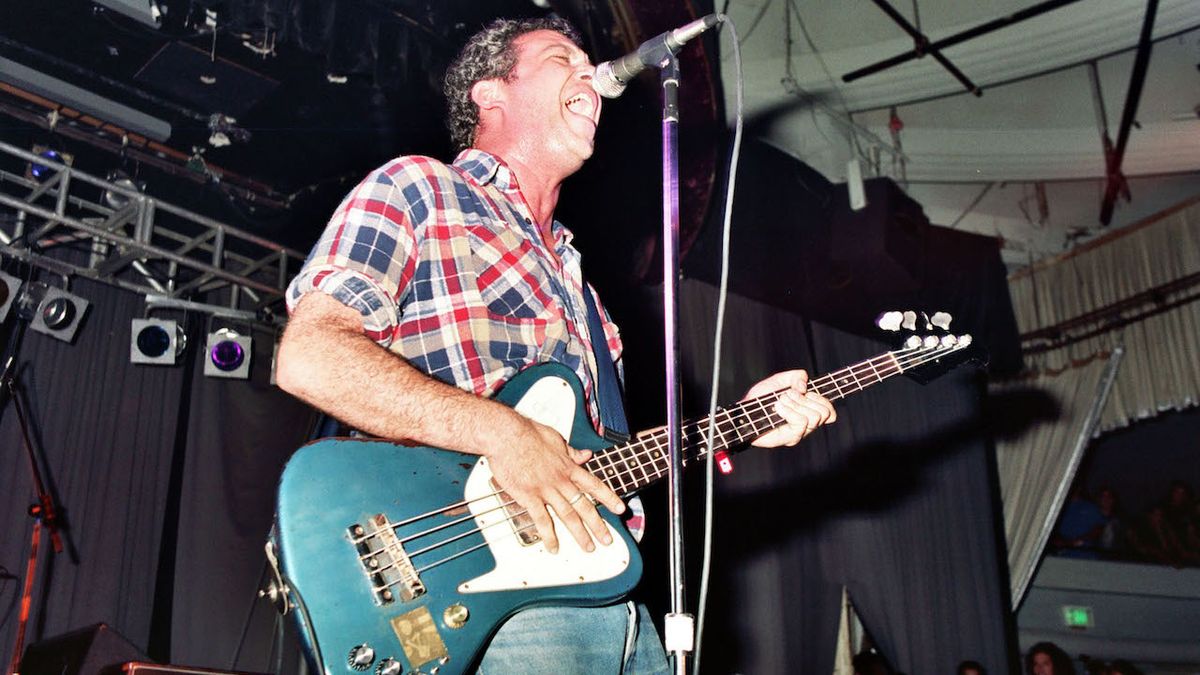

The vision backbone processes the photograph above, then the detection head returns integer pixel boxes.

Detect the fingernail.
[585,542,595,552]
[600,533,612,545]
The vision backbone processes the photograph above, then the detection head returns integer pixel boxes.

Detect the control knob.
[347,644,375,671]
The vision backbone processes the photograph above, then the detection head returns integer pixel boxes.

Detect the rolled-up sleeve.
[286,164,426,347]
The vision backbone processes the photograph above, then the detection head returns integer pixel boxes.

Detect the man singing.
[276,16,835,673]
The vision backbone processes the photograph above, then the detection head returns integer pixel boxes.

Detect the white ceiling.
[717,0,1200,267]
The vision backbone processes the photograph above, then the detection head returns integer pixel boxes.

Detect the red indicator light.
[714,451,733,474]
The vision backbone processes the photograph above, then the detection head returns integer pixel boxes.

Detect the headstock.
[876,310,975,383]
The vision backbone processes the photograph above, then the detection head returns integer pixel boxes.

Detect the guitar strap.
[582,285,630,443]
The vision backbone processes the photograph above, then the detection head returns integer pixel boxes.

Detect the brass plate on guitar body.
[389,606,448,668]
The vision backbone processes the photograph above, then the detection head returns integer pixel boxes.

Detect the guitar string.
[373,345,961,586]
[353,344,922,557]
[359,342,932,543]
[357,343,965,585]
[366,345,963,584]
[355,342,956,572]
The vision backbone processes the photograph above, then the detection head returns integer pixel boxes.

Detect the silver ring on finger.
[568,492,587,506]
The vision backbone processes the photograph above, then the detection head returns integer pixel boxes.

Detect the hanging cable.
[692,15,743,675]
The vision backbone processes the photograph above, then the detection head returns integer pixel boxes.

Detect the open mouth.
[564,92,597,123]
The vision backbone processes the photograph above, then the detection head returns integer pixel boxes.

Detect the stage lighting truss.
[204,327,251,379]
[20,281,90,343]
[0,140,305,334]
[130,317,186,365]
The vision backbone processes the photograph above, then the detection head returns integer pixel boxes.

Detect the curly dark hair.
[1025,642,1076,675]
[443,17,583,151]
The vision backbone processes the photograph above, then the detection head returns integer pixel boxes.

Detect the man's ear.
[471,78,504,112]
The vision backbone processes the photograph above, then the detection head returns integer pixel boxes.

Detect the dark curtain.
[167,327,315,671]
[679,279,1013,674]
[0,277,185,664]
[0,271,316,671]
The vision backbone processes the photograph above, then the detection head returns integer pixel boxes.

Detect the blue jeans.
[477,602,669,674]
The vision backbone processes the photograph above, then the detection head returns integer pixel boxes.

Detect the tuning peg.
[902,311,918,331]
[876,311,904,332]
[931,312,952,330]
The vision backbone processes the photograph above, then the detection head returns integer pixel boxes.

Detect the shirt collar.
[454,149,513,191]
[453,149,576,250]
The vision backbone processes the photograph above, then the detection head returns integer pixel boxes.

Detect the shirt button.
[524,217,532,224]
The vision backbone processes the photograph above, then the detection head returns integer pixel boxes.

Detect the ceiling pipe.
[1099,0,1159,225]
[861,0,982,96]
[843,0,1086,84]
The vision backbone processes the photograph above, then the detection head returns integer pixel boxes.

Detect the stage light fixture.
[0,270,22,323]
[24,283,90,343]
[204,327,251,379]
[130,318,186,365]
[93,0,163,28]
[104,170,144,210]
[27,146,72,183]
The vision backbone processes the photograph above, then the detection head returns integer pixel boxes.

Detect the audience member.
[1078,654,1106,675]
[1096,485,1125,558]
[853,649,894,675]
[1105,659,1144,675]
[1025,641,1076,675]
[1125,504,1190,567]
[1164,480,1200,558]
[957,659,986,675]
[1052,485,1105,558]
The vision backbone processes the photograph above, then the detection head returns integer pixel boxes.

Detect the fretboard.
[584,347,917,498]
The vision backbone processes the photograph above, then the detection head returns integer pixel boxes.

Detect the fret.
[626,444,651,493]
[713,407,741,446]
[846,364,864,393]
[865,356,884,383]
[831,367,858,397]
[828,374,846,399]
[593,447,627,494]
[583,341,962,497]
[632,440,651,486]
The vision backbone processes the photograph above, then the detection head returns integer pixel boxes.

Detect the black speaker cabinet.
[20,623,147,675]
[827,177,930,294]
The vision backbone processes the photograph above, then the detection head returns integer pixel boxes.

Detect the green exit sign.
[1062,605,1093,629]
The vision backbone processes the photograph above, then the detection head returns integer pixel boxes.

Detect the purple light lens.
[210,340,244,371]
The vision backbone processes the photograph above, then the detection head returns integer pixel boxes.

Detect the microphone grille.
[591,62,626,99]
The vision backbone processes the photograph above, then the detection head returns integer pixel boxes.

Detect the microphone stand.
[2,342,64,675]
[657,52,692,675]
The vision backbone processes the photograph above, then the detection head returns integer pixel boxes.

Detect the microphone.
[591,14,723,99]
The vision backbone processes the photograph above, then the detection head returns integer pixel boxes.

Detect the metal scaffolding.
[0,139,307,327]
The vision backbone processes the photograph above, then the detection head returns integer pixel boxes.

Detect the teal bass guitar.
[265,333,969,675]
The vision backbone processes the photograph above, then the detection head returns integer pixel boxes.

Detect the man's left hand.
[742,370,837,447]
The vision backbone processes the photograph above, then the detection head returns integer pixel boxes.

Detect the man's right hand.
[484,414,626,554]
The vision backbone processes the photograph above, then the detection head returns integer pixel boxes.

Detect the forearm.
[276,292,526,457]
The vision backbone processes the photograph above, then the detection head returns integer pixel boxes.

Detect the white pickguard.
[459,375,630,594]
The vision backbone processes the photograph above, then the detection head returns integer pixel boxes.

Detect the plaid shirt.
[286,149,623,431]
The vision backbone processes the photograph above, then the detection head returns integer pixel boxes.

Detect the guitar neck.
[585,344,942,498]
